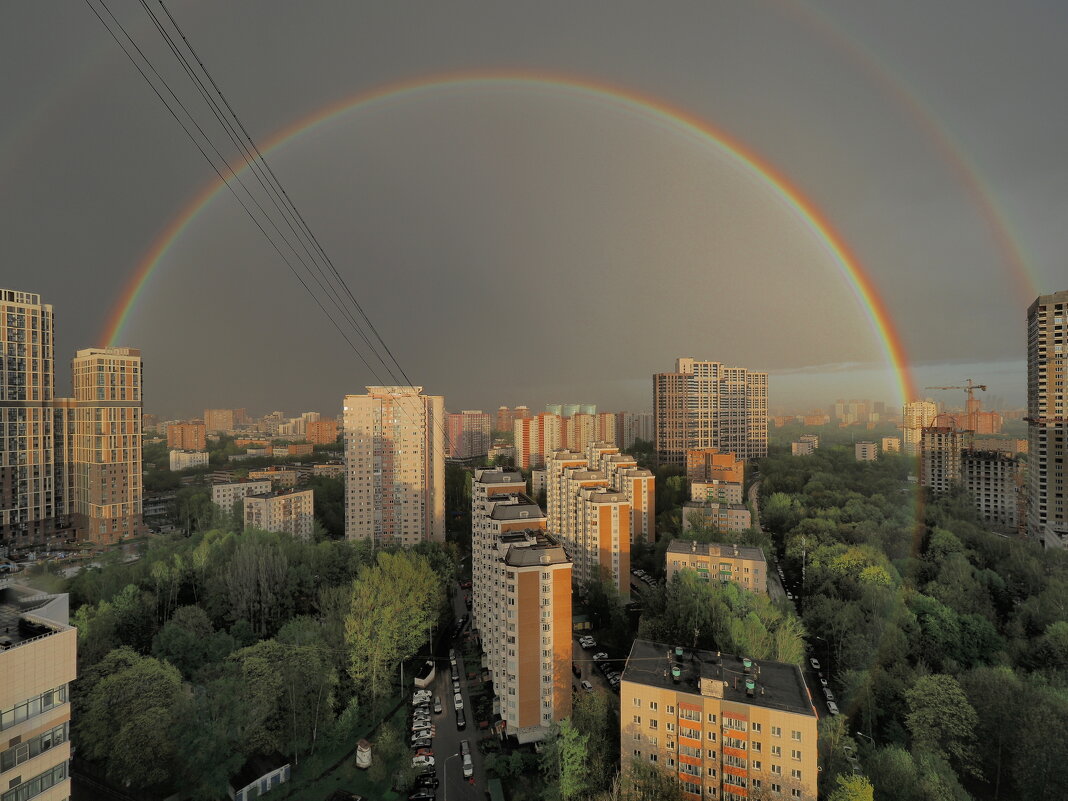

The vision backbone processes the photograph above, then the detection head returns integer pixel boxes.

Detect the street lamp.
[814,635,832,677]
[443,752,461,801]
[855,731,875,746]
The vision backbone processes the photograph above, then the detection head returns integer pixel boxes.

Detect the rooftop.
[622,639,815,717]
[682,500,750,512]
[503,530,570,567]
[0,585,71,651]
[474,467,525,484]
[247,488,313,501]
[488,493,546,521]
[581,486,628,503]
[667,539,766,562]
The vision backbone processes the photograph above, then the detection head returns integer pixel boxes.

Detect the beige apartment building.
[621,640,818,801]
[470,469,572,743]
[598,449,656,544]
[881,437,902,453]
[71,347,143,545]
[681,501,752,535]
[514,413,562,470]
[0,582,77,801]
[243,488,315,540]
[790,441,815,457]
[666,540,767,595]
[655,359,768,467]
[903,400,938,456]
[855,441,878,462]
[248,467,299,488]
[212,479,272,515]
[343,386,445,546]
[1027,290,1068,547]
[691,479,744,506]
[203,408,237,433]
[446,410,492,460]
[169,449,209,471]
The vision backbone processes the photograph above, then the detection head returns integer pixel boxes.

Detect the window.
[771,745,782,757]
[771,764,782,775]
[752,722,762,733]
[649,701,658,711]
[633,698,642,708]
[771,726,782,737]
[1,761,69,801]
[791,730,802,741]
[0,723,68,772]
[791,749,801,761]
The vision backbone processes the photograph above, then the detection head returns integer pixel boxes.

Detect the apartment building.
[686,449,745,484]
[621,640,818,801]
[972,437,1027,454]
[166,422,206,451]
[598,450,656,544]
[655,359,768,467]
[0,582,76,801]
[71,347,143,545]
[446,410,493,460]
[514,413,562,470]
[470,469,571,743]
[881,437,901,454]
[211,479,272,515]
[496,405,531,434]
[1027,290,1068,547]
[311,462,345,478]
[617,411,655,450]
[666,540,767,595]
[902,400,938,457]
[690,479,744,506]
[855,442,878,462]
[790,441,815,457]
[961,450,1021,530]
[920,426,968,494]
[249,467,299,488]
[243,488,315,540]
[203,408,237,433]
[681,501,752,534]
[169,450,209,471]
[306,419,338,446]
[343,386,445,546]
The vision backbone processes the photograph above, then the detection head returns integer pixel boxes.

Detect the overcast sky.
[2,1,1065,418]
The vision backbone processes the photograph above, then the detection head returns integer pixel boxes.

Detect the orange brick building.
[306,419,338,445]
[167,422,206,451]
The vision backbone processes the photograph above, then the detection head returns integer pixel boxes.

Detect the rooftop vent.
[671,665,682,684]
[742,657,753,674]
[745,679,756,697]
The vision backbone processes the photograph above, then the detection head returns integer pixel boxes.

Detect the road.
[425,585,484,801]
[748,479,788,602]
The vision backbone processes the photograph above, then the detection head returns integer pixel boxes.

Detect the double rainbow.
[98,69,916,401]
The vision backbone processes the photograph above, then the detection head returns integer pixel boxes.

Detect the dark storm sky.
[2,1,1065,417]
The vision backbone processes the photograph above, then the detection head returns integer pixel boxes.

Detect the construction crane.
[925,380,987,431]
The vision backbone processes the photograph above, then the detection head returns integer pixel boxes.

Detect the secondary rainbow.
[99,69,916,401]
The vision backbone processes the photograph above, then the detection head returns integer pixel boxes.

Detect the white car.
[823,688,835,702]
[826,701,840,716]
[581,680,594,693]
[412,691,432,705]
[810,658,821,671]
[412,755,435,768]
[453,693,464,710]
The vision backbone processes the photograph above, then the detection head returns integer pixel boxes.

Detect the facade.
[0,583,76,801]
[446,410,493,460]
[71,347,143,544]
[681,501,752,534]
[170,449,209,471]
[212,480,272,514]
[790,441,815,457]
[690,479,744,506]
[343,386,445,546]
[854,442,878,462]
[306,419,338,445]
[470,469,571,743]
[686,449,745,484]
[598,449,656,544]
[248,467,298,488]
[902,400,938,456]
[617,411,655,450]
[243,489,315,540]
[621,640,818,801]
[311,462,345,478]
[920,426,968,494]
[972,437,1027,454]
[655,359,768,467]
[514,413,562,470]
[961,450,1020,530]
[495,405,531,434]
[881,437,902,453]
[166,422,206,451]
[666,540,767,595]
[204,408,236,433]
[1027,290,1068,547]
[0,290,71,550]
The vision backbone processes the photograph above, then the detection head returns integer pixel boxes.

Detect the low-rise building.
[691,479,744,506]
[666,540,766,594]
[686,449,745,483]
[311,462,345,478]
[621,639,818,801]
[855,441,878,462]
[0,583,76,801]
[681,501,751,534]
[881,437,901,453]
[249,467,299,488]
[212,480,273,515]
[791,441,815,457]
[243,489,315,540]
[170,449,209,471]
[306,419,338,446]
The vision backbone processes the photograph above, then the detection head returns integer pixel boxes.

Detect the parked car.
[415,775,440,790]
[572,662,581,678]
[462,752,474,779]
[411,736,432,749]
[412,755,435,769]
[608,675,621,688]
[433,695,443,714]
[411,723,435,736]
[823,688,835,702]
[413,691,432,705]
[592,652,608,662]
[819,676,828,687]
[453,692,464,710]
[413,747,434,758]
[827,701,840,716]
[581,680,594,693]
[810,658,821,671]
[408,790,435,801]
[456,710,466,730]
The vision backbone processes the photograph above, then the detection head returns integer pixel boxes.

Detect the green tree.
[591,758,683,801]
[828,774,875,801]
[905,674,978,777]
[540,719,590,801]
[152,604,234,679]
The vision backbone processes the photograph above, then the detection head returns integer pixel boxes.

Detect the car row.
[593,652,621,689]
[631,568,657,587]
[578,634,597,650]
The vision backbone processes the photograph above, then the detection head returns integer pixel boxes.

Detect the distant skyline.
[4,2,1064,416]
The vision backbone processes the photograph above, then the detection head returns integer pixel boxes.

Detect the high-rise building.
[654,358,768,467]
[470,468,571,743]
[961,450,1021,531]
[306,419,338,445]
[514,413,562,470]
[920,425,968,495]
[244,488,315,540]
[496,405,531,434]
[167,421,206,451]
[343,386,444,546]
[0,290,72,550]
[617,411,655,449]
[620,640,818,801]
[0,582,76,800]
[902,400,938,456]
[446,410,492,460]
[1027,290,1068,547]
[203,408,236,433]
[71,347,143,544]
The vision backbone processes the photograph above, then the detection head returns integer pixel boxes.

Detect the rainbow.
[99,69,916,401]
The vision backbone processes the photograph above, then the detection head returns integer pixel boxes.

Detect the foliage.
[540,719,591,801]
[827,774,875,801]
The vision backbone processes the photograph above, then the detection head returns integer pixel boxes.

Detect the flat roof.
[475,467,525,484]
[682,501,750,512]
[582,487,628,503]
[667,540,765,562]
[622,639,815,717]
[488,494,546,521]
[503,530,570,567]
[0,586,71,650]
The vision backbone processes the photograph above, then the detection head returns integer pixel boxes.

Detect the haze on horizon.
[3,1,1064,418]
